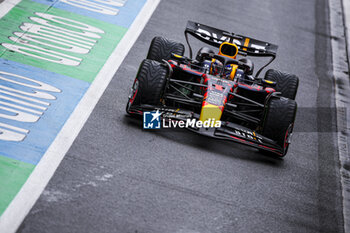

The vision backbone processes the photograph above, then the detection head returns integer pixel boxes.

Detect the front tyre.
[265,69,299,100]
[147,36,185,62]
[126,59,168,114]
[260,97,297,157]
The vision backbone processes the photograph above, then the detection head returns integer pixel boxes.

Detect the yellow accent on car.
[199,103,223,123]
[173,54,183,58]
[229,64,238,80]
[265,80,274,84]
[243,38,250,51]
[219,42,238,59]
[210,58,216,74]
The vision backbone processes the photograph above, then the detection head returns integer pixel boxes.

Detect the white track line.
[0,0,161,232]
[329,0,350,232]
[0,0,21,18]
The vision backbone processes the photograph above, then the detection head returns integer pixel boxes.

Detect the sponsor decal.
[0,70,61,142]
[57,0,127,15]
[2,12,105,67]
[30,0,147,27]
[0,59,89,164]
[232,127,263,143]
[195,28,266,52]
[0,0,127,83]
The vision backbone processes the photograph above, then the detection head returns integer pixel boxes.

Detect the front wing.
[128,104,285,156]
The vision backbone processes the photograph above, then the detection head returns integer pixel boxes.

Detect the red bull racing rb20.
[126,21,299,157]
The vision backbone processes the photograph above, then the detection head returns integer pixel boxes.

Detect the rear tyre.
[260,97,297,157]
[147,36,185,62]
[126,59,168,114]
[265,69,299,100]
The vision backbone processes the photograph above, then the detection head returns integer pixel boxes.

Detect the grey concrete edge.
[330,0,350,232]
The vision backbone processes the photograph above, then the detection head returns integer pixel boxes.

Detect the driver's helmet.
[209,59,223,76]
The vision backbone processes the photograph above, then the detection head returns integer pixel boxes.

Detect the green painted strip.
[0,0,127,83]
[0,156,35,215]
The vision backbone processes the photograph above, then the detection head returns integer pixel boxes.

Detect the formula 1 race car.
[126,21,298,157]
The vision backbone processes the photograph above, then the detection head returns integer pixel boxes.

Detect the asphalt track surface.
[17,0,344,232]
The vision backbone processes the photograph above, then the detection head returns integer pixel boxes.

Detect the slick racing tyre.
[265,69,299,100]
[260,97,297,157]
[126,59,168,114]
[147,36,185,62]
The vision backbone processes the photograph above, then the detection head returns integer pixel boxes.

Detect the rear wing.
[185,21,278,57]
[184,21,278,76]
